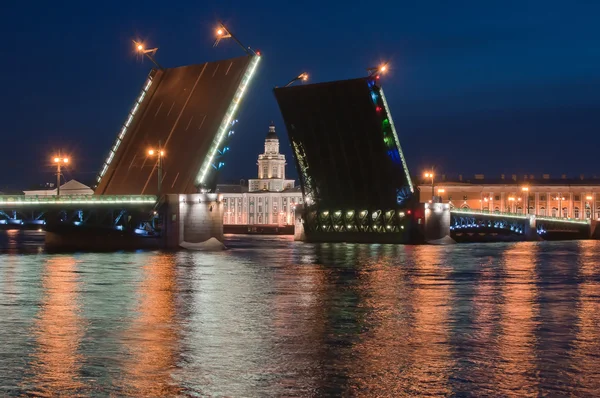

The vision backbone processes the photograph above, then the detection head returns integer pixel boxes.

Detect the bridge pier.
[294,204,306,241]
[163,194,225,249]
[424,202,453,243]
[524,216,540,241]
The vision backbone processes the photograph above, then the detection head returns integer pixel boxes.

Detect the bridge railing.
[450,207,590,225]
[450,208,528,219]
[0,195,157,206]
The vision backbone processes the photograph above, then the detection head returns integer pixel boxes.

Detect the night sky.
[2,1,599,190]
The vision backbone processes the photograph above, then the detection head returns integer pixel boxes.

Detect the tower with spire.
[249,122,295,192]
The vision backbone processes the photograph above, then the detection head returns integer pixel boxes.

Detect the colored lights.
[197,54,261,185]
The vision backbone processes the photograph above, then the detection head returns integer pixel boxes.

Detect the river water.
[1,231,599,396]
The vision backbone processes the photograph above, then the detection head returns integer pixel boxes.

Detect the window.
[539,207,545,216]
[540,195,546,201]
[574,195,580,201]
[272,166,278,178]
[494,206,500,213]
[528,206,534,215]
[574,207,580,219]
[495,195,500,201]
[262,165,268,178]
[552,207,558,217]
[562,207,568,217]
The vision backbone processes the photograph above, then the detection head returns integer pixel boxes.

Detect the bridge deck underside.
[96,55,253,195]
[274,78,411,210]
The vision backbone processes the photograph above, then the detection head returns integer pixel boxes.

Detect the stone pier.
[163,193,224,249]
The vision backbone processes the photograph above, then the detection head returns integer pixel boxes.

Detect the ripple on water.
[1,233,600,396]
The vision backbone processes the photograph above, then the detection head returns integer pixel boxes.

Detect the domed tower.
[249,122,295,192]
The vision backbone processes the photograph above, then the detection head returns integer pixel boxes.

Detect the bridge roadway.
[94,53,261,196]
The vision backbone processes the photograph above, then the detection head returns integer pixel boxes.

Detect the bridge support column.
[591,220,599,239]
[294,204,306,241]
[524,216,539,241]
[424,202,453,244]
[163,193,225,250]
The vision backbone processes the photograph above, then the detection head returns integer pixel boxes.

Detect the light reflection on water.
[1,233,600,396]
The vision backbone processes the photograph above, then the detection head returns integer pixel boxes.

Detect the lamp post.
[586,195,593,219]
[437,188,445,203]
[53,154,69,196]
[147,141,165,194]
[479,196,489,211]
[214,21,254,55]
[367,62,389,78]
[522,186,529,215]
[554,194,565,217]
[424,171,434,202]
[133,40,162,70]
[284,72,309,87]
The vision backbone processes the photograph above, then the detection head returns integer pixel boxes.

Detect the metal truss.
[450,215,527,235]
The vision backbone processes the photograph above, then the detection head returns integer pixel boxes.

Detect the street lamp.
[53,154,69,196]
[479,196,490,211]
[147,142,165,194]
[284,72,309,87]
[133,40,162,70]
[508,196,515,213]
[424,171,434,202]
[367,62,389,78]
[554,194,565,217]
[586,195,593,219]
[521,186,529,215]
[213,21,253,55]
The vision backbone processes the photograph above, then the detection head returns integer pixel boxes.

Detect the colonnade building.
[216,123,303,226]
[419,174,600,219]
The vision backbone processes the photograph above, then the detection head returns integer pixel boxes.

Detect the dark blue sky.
[2,1,599,189]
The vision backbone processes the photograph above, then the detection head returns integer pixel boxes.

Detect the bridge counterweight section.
[95,55,259,196]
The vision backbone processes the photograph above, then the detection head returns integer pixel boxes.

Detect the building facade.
[217,123,303,226]
[419,175,600,220]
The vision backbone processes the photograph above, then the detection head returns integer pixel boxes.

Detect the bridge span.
[449,207,596,241]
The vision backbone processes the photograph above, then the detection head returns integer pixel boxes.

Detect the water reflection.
[348,245,454,396]
[24,256,85,396]
[571,240,600,394]
[118,254,182,397]
[1,236,600,396]
[496,243,539,396]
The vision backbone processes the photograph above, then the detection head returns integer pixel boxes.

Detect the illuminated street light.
[147,141,165,194]
[52,154,70,196]
[133,40,163,70]
[284,72,309,87]
[213,21,253,54]
[586,195,594,219]
[554,194,566,217]
[367,62,389,77]
[521,186,529,214]
[424,170,435,201]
